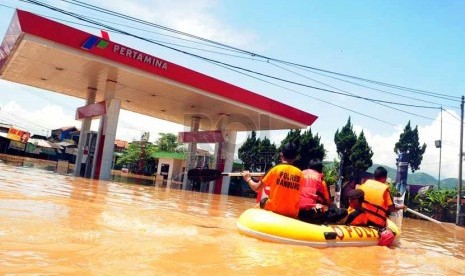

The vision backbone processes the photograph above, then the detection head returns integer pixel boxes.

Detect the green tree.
[238,131,259,170]
[349,130,373,177]
[323,159,339,186]
[257,137,277,171]
[116,142,156,166]
[155,133,183,152]
[276,129,302,166]
[334,117,357,179]
[296,129,325,170]
[394,121,427,173]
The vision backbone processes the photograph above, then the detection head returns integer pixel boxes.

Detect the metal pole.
[438,107,443,189]
[457,96,464,225]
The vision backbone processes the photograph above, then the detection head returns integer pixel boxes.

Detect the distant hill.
[366,165,437,185]
[240,160,463,189]
[440,178,461,189]
[329,162,462,189]
[369,164,464,188]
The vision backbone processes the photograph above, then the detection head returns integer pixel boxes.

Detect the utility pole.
[457,96,464,225]
[437,107,443,189]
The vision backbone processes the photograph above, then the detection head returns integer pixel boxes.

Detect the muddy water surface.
[0,161,464,275]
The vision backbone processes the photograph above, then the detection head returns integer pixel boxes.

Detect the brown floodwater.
[0,160,464,275]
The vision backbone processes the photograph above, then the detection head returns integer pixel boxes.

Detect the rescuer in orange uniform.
[358,166,406,246]
[298,158,336,224]
[339,189,368,226]
[241,142,303,218]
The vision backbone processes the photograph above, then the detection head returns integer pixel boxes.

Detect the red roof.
[114,139,129,149]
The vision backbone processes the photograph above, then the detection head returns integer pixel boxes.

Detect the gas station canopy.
[0,9,317,131]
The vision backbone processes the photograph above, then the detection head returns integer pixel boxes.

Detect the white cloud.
[91,0,257,48]
[418,109,462,180]
[0,101,79,136]
[353,111,461,180]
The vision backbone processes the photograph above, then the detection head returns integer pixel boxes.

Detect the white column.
[182,116,200,190]
[74,87,96,176]
[99,98,121,180]
[220,130,237,195]
[98,80,120,180]
[212,114,237,195]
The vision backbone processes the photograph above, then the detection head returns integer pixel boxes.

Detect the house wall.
[157,158,186,180]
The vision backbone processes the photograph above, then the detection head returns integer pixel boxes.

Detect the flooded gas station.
[1,8,465,275]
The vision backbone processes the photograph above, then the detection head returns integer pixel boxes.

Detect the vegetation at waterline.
[414,188,458,221]
[116,133,185,174]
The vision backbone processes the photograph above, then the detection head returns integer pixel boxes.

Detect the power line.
[276,62,459,110]
[203,58,398,127]
[443,108,461,122]
[15,0,462,134]
[269,62,437,120]
[22,0,459,105]
[21,0,443,111]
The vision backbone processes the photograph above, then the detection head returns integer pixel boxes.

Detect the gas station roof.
[0,10,317,131]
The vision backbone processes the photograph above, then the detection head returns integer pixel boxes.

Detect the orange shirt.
[261,163,303,218]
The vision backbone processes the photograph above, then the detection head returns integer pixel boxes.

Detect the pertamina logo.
[81,35,109,50]
[81,35,168,70]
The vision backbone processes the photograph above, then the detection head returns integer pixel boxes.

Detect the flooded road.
[0,160,464,275]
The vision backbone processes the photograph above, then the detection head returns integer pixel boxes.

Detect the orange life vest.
[345,207,368,226]
[358,180,390,228]
[299,169,327,210]
[261,163,303,218]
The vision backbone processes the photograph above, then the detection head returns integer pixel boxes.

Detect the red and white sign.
[75,101,106,120]
[178,130,224,143]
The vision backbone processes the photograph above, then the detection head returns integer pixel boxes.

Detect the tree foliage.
[349,130,373,175]
[257,137,277,171]
[323,160,339,186]
[296,129,325,169]
[239,128,325,171]
[334,117,357,179]
[238,131,258,170]
[155,133,183,152]
[238,131,276,171]
[116,142,156,166]
[334,118,374,181]
[277,129,302,164]
[394,121,427,173]
[415,188,457,220]
[116,132,183,169]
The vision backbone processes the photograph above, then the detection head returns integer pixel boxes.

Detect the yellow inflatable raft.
[237,208,400,248]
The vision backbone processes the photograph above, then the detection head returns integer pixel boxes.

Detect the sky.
[0,0,464,180]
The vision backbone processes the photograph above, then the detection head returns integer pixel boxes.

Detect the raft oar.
[405,208,465,237]
[221,172,265,177]
[405,208,442,224]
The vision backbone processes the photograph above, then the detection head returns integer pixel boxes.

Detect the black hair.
[281,142,298,160]
[373,166,388,180]
[347,189,365,201]
[308,158,323,173]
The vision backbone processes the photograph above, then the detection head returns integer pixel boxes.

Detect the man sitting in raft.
[338,189,368,226]
[358,166,406,246]
[298,158,347,224]
[241,142,303,218]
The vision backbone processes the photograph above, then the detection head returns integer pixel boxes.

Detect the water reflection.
[0,160,464,275]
